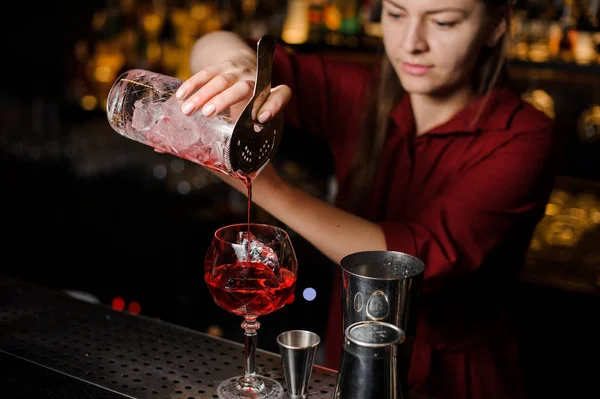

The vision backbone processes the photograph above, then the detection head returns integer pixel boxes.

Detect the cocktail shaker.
[334,321,406,399]
[339,250,425,398]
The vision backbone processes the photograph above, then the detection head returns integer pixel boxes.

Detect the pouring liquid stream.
[245,177,252,260]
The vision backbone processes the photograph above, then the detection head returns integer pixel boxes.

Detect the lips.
[401,62,433,76]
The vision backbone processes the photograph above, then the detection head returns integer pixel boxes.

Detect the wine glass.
[205,223,298,399]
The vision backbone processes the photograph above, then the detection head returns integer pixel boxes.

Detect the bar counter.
[0,276,431,399]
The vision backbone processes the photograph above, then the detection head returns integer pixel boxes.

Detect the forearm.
[190,31,256,73]
[252,178,387,265]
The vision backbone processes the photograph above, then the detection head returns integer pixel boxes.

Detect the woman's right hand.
[175,53,291,125]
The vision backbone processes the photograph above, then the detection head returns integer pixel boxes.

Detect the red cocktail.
[204,223,298,399]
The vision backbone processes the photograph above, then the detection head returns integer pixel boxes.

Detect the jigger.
[277,330,320,398]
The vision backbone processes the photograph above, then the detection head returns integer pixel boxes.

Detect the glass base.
[217,375,284,399]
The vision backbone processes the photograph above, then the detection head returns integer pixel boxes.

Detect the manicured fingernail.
[182,102,194,115]
[202,103,215,116]
[258,111,270,123]
[175,86,187,99]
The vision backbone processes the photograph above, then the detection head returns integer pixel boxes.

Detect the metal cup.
[277,330,320,399]
[334,321,406,399]
[340,250,425,336]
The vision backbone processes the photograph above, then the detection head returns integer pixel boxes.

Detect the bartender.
[175,0,558,398]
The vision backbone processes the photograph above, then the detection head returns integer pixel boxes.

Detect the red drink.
[205,262,296,318]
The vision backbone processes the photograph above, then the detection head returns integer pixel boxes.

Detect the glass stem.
[241,318,261,387]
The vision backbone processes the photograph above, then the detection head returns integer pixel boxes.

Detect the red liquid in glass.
[205,262,296,318]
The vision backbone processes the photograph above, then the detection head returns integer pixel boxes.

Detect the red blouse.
[271,45,557,398]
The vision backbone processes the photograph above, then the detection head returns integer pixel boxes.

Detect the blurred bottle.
[308,0,326,44]
[574,0,599,63]
[548,22,563,59]
[339,0,361,47]
[323,1,344,46]
[282,0,310,44]
[508,9,529,60]
[559,0,578,62]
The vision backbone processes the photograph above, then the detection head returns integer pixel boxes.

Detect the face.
[381,0,501,96]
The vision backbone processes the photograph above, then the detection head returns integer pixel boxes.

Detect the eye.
[386,11,405,19]
[433,20,459,28]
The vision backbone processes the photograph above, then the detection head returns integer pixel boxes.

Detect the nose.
[402,19,428,54]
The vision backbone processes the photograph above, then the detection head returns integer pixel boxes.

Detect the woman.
[176,0,557,397]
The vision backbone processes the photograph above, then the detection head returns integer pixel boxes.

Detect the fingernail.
[175,86,187,99]
[258,111,270,123]
[202,103,215,116]
[182,102,194,115]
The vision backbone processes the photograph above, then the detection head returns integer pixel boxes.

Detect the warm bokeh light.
[206,325,224,337]
[522,89,555,120]
[81,95,97,111]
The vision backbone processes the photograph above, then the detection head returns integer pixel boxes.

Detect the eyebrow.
[383,0,469,15]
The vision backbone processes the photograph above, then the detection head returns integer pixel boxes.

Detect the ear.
[487,18,507,47]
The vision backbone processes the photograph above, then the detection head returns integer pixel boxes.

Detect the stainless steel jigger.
[277,330,320,399]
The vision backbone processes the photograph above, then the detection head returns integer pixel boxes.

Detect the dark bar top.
[0,276,431,399]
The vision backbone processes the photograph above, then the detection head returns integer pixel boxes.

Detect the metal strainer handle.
[228,34,283,177]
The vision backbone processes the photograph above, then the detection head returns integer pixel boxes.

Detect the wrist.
[253,169,290,204]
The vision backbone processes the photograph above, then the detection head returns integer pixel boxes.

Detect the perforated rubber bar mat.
[0,277,338,399]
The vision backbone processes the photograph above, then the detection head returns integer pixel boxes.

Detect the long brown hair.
[345,0,513,215]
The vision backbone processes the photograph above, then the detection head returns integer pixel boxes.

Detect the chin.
[397,77,437,95]
[398,74,459,97]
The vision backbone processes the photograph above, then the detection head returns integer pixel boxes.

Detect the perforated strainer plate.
[0,277,338,399]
